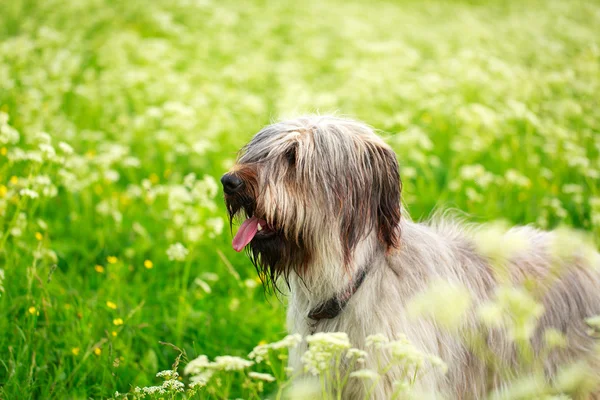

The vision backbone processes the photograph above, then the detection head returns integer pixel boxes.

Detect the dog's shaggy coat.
[222,115,600,399]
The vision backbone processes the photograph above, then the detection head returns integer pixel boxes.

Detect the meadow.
[0,0,599,398]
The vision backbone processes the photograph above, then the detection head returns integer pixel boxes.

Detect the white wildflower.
[271,334,302,350]
[168,186,193,211]
[346,348,368,363]
[192,139,210,155]
[161,379,184,392]
[156,370,179,379]
[122,156,141,167]
[142,386,165,394]
[213,355,253,371]
[206,217,224,237]
[34,132,52,144]
[386,338,427,368]
[184,226,205,242]
[200,272,219,281]
[249,334,302,363]
[365,334,389,349]
[189,370,214,387]
[183,173,197,188]
[20,189,39,199]
[248,345,269,362]
[504,169,531,188]
[104,169,120,182]
[39,143,56,159]
[194,278,211,293]
[184,355,211,376]
[58,141,74,154]
[166,242,188,261]
[306,332,350,350]
[479,286,544,342]
[0,114,20,144]
[244,278,258,289]
[350,369,380,380]
[248,371,276,382]
[407,280,472,330]
[302,332,350,375]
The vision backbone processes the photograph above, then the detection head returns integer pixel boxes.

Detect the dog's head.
[221,116,401,289]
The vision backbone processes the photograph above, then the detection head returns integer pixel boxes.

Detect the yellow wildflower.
[0,185,6,197]
[149,173,159,184]
[113,318,124,326]
[28,306,37,315]
[72,347,80,356]
[119,194,131,206]
[94,348,102,356]
[9,176,18,185]
[35,232,43,241]
[0,147,6,156]
[144,259,153,269]
[107,256,118,264]
[112,331,118,337]
[95,265,105,273]
[106,301,117,309]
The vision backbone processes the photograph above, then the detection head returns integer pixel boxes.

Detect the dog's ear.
[339,139,402,265]
[370,142,402,250]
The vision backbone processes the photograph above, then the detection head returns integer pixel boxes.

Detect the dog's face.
[222,116,401,288]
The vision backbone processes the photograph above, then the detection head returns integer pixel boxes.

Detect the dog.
[221,115,600,399]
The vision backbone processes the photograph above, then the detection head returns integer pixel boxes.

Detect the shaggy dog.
[221,115,600,399]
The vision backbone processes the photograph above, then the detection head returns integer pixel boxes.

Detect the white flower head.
[248,371,276,382]
[20,189,39,199]
[34,132,52,144]
[184,355,211,376]
[166,242,189,261]
[302,332,351,375]
[39,143,56,159]
[161,379,184,392]
[58,141,74,154]
[213,355,253,371]
[346,348,368,363]
[365,334,389,349]
[156,370,179,379]
[350,369,380,380]
[249,334,302,363]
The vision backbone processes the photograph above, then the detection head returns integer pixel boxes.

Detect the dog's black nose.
[221,173,244,195]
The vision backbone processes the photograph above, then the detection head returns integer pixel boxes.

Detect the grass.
[0,0,599,398]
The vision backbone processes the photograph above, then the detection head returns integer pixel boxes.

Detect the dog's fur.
[223,115,600,399]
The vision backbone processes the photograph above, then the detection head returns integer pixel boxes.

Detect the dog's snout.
[221,173,244,195]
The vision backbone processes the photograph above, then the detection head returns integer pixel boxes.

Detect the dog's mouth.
[232,216,277,252]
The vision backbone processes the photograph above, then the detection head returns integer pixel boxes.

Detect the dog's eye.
[285,146,297,167]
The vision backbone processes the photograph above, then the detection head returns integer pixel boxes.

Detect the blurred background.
[0,0,598,397]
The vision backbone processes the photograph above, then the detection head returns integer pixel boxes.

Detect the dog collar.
[307,268,368,321]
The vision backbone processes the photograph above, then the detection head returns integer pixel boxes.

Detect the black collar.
[307,268,368,321]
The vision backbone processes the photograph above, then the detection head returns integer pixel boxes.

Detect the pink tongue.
[232,217,260,252]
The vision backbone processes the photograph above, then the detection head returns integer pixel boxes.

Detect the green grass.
[0,0,599,398]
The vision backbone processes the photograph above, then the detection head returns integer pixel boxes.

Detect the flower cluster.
[301,332,351,375]
[248,333,302,363]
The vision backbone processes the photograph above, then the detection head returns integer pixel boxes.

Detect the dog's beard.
[247,232,310,291]
[225,194,311,292]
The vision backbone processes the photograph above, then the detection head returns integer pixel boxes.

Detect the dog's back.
[386,220,600,398]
